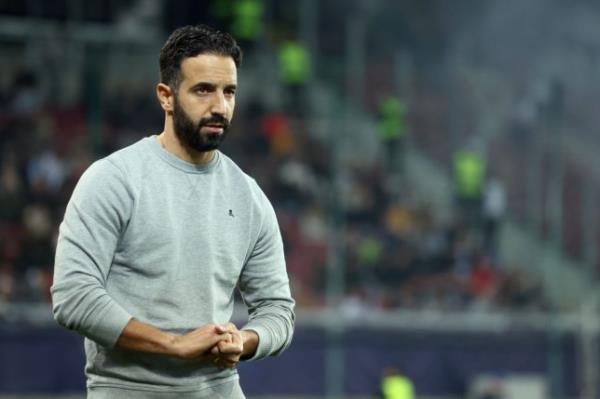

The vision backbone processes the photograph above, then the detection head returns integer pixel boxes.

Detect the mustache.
[198,115,230,130]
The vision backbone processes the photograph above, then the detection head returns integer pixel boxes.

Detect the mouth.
[201,124,225,134]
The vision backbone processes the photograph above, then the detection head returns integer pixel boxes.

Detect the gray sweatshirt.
[51,136,295,392]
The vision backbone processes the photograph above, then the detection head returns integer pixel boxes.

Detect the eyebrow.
[188,82,237,92]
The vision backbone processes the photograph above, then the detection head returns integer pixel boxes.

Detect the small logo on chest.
[228,209,235,217]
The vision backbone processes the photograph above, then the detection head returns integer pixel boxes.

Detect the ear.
[156,83,174,112]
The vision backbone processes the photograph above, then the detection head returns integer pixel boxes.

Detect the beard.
[172,96,230,152]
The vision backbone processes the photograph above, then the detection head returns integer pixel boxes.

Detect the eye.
[225,88,236,97]
[192,84,214,95]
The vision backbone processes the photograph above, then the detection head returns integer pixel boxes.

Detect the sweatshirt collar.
[147,135,220,174]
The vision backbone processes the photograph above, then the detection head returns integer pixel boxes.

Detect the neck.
[157,127,215,165]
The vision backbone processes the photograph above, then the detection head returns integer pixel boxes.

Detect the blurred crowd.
[239,116,547,313]
[0,60,548,315]
[0,0,566,317]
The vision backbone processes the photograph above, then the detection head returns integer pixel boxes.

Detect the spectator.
[380,366,415,399]
[377,96,408,178]
[277,38,311,115]
[453,146,486,230]
[482,176,506,257]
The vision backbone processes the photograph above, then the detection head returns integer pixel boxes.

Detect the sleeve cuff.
[88,302,132,348]
[241,322,273,360]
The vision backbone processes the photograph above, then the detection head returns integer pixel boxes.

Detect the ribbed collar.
[146,135,220,174]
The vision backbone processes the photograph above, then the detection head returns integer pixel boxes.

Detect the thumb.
[207,333,225,348]
[215,324,229,334]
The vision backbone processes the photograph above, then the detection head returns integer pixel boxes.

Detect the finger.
[215,325,229,334]
[219,332,233,344]
[221,330,243,352]
[218,344,242,355]
[213,333,232,352]
[218,322,237,333]
[204,333,227,351]
[207,333,224,346]
[218,340,243,354]
[231,330,242,347]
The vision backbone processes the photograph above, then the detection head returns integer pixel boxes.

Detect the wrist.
[164,334,181,357]
[240,329,259,360]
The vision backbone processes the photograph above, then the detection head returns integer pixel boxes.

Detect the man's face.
[172,54,237,152]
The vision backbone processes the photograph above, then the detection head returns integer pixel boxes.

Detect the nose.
[210,91,227,115]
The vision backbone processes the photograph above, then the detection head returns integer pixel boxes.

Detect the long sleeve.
[51,159,133,348]
[239,190,295,360]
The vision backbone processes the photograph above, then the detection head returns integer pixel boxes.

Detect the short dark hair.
[159,25,243,90]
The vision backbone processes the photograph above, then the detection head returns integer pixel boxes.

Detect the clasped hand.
[172,322,243,369]
[210,322,244,369]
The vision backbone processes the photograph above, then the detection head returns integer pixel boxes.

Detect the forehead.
[179,54,237,87]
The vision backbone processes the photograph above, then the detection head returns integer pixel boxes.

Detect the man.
[51,25,295,398]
